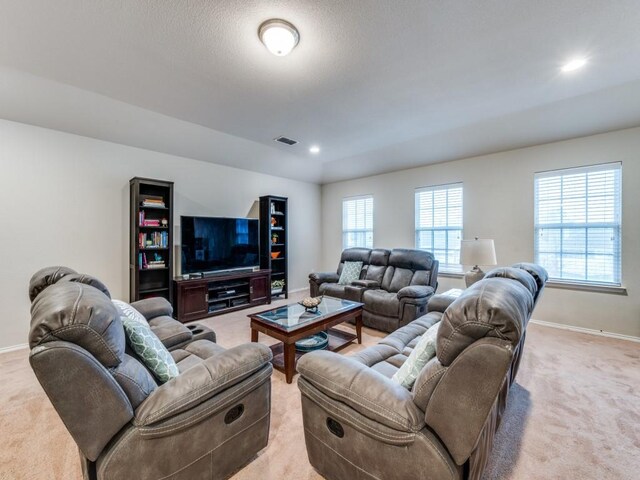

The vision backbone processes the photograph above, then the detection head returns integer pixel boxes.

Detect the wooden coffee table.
[249,296,363,383]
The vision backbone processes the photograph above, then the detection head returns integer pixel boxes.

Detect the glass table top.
[252,296,362,331]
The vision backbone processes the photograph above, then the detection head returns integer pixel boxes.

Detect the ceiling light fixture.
[309,145,320,154]
[258,19,299,56]
[561,57,588,73]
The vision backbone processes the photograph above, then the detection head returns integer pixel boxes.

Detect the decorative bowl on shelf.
[298,295,323,312]
[295,332,328,352]
[271,251,281,259]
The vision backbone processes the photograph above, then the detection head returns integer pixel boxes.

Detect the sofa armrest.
[309,272,339,285]
[427,292,460,313]
[397,285,434,301]
[134,343,272,426]
[130,297,173,320]
[297,351,424,432]
[351,279,380,288]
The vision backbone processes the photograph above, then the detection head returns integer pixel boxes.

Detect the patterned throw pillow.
[121,316,179,383]
[392,322,441,389]
[338,261,363,285]
[112,299,147,325]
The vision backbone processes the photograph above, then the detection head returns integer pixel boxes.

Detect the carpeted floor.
[1,292,639,480]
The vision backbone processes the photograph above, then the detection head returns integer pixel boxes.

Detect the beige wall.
[0,119,321,349]
[321,127,640,337]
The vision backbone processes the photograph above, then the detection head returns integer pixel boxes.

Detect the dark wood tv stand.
[173,269,271,323]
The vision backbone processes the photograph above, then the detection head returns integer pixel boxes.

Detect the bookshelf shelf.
[130,177,174,303]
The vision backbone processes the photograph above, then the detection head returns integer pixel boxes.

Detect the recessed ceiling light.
[258,19,299,56]
[309,145,320,154]
[561,57,588,73]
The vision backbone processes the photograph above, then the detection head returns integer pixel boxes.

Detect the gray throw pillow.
[121,315,179,384]
[338,261,363,285]
[392,322,441,389]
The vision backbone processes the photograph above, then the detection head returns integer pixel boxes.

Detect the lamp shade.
[460,239,497,266]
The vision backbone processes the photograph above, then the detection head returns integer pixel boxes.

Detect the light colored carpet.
[1,292,638,480]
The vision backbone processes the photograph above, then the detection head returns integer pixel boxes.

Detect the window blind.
[534,163,621,286]
[415,183,463,268]
[343,196,374,249]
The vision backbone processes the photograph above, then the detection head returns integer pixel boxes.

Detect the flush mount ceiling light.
[309,145,320,154]
[561,57,588,73]
[258,19,299,56]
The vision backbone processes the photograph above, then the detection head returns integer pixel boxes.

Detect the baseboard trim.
[0,343,28,354]
[288,287,310,294]
[530,319,640,343]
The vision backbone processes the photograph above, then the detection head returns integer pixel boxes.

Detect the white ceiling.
[1,0,640,184]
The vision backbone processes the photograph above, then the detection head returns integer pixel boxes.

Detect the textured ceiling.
[1,0,640,183]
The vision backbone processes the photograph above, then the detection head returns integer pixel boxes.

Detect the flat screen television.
[181,216,259,274]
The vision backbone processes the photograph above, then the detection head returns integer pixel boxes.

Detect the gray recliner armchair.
[27,267,273,480]
[309,248,439,332]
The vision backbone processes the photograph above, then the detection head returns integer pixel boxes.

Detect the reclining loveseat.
[298,263,547,480]
[27,266,273,480]
[309,248,439,332]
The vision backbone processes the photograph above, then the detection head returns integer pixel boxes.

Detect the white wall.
[321,127,640,338]
[0,119,321,349]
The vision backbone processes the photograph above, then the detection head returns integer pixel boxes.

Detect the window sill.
[438,270,464,278]
[546,280,627,295]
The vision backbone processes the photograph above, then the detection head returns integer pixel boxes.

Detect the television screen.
[181,216,259,274]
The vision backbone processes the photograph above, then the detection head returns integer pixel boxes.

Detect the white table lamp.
[460,238,497,287]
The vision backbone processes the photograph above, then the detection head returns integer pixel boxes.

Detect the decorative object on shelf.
[271,233,279,244]
[271,279,285,295]
[295,331,329,352]
[271,251,281,259]
[271,216,277,226]
[270,202,276,214]
[161,218,168,227]
[299,295,323,313]
[460,237,497,287]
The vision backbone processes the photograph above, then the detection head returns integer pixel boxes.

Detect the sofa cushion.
[338,261,363,285]
[392,322,441,389]
[362,290,399,317]
[30,282,125,368]
[112,353,158,408]
[388,268,416,292]
[437,278,533,366]
[60,274,111,299]
[28,266,77,302]
[121,316,179,383]
[171,339,226,373]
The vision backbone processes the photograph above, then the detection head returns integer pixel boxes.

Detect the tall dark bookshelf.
[130,177,174,303]
[259,195,288,299]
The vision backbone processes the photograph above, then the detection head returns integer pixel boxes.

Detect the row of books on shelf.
[139,231,169,249]
[141,195,166,208]
[138,252,166,269]
[138,210,167,227]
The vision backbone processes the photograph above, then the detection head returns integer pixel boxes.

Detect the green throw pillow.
[392,322,441,389]
[338,261,363,285]
[121,316,179,384]
[112,299,147,325]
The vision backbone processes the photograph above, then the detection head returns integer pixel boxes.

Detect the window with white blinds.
[343,196,374,249]
[534,163,622,286]
[415,183,463,269]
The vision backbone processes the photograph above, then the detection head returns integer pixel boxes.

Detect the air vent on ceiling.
[274,136,298,146]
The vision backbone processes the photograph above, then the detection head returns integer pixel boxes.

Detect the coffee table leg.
[355,312,363,344]
[284,342,296,384]
[251,328,258,342]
